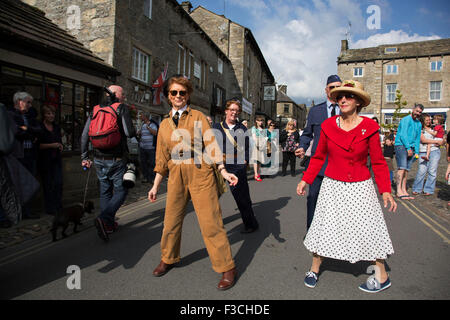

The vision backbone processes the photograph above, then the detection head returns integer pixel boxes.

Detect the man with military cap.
[295,75,342,231]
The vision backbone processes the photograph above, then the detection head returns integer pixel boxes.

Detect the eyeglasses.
[169,90,187,97]
[336,93,356,100]
[227,108,240,113]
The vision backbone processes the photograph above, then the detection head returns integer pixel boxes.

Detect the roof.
[191,5,275,83]
[0,0,119,78]
[338,38,450,64]
[167,0,231,63]
[277,90,296,104]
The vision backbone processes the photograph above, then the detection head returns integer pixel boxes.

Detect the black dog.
[51,201,94,242]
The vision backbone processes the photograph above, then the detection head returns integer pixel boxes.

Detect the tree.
[381,89,408,132]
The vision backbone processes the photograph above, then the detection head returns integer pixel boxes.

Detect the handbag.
[168,114,227,198]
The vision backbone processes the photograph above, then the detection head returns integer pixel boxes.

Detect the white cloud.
[351,30,441,48]
[226,0,443,105]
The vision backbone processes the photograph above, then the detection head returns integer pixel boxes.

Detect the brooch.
[361,129,366,135]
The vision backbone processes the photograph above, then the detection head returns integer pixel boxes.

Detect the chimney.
[278,85,287,94]
[341,39,348,52]
[181,1,193,13]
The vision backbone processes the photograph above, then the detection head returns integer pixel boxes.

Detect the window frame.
[132,47,149,83]
[386,64,398,75]
[353,67,363,77]
[430,61,443,72]
[386,83,397,103]
[429,81,442,101]
[144,0,152,20]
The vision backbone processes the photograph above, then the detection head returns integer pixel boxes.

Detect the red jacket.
[302,116,391,194]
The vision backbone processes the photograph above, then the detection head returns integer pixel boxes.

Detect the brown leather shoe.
[152,261,173,277]
[217,268,237,290]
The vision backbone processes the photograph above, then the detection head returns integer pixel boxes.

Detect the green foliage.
[381,89,409,131]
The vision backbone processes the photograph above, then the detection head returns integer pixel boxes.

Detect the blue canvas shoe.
[359,276,391,293]
[304,271,319,288]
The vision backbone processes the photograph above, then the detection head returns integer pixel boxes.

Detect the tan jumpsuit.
[154,107,235,273]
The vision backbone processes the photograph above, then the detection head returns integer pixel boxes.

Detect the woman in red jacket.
[297,80,397,293]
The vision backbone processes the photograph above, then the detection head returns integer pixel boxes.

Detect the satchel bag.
[168,115,227,198]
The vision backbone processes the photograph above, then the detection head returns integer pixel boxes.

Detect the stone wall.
[338,55,450,127]
[22,0,116,66]
[191,7,275,121]
[22,0,240,119]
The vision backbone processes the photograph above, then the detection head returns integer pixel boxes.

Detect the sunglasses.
[169,90,187,97]
[328,86,338,90]
[336,93,356,100]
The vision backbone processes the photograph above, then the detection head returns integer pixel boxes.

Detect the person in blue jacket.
[213,99,259,233]
[295,75,342,231]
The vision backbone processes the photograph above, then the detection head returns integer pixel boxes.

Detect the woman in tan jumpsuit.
[148,75,238,290]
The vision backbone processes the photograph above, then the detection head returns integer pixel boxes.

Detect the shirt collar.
[172,105,188,117]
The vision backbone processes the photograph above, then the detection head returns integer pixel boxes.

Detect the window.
[430,81,442,101]
[386,83,397,102]
[353,67,363,77]
[132,47,149,83]
[177,44,186,76]
[385,47,398,54]
[430,61,443,72]
[386,65,398,74]
[246,77,250,99]
[188,52,194,79]
[199,60,207,90]
[218,58,223,74]
[144,0,152,19]
[284,104,290,113]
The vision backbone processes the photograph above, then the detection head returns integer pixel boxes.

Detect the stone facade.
[23,0,240,121]
[190,5,276,124]
[276,86,307,129]
[338,39,450,128]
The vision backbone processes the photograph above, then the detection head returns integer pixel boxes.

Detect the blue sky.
[179,0,450,104]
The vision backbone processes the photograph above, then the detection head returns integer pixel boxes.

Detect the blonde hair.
[285,120,296,131]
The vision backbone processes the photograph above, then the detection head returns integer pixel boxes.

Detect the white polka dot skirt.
[304,177,394,264]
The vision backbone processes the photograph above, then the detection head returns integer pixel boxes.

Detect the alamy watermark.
[366,5,381,30]
[169,122,280,176]
[66,265,81,290]
[66,5,81,31]
[365,265,381,290]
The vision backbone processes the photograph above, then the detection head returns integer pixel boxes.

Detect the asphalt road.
[0,172,449,302]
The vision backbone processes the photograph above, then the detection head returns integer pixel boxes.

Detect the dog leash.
[82,167,92,208]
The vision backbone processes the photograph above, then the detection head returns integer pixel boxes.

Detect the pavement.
[1,151,449,250]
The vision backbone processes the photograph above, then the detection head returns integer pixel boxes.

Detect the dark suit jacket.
[299,101,328,176]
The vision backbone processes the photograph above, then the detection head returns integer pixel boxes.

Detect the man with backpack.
[81,85,136,241]
[137,112,158,184]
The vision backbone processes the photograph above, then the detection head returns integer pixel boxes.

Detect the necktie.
[330,104,337,117]
[172,112,179,127]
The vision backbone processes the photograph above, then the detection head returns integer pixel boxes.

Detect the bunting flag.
[152,63,168,105]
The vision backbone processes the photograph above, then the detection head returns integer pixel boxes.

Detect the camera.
[123,163,137,188]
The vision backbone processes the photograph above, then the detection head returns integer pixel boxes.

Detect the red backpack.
[88,103,122,149]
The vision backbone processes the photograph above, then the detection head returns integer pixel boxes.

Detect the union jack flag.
[152,63,168,105]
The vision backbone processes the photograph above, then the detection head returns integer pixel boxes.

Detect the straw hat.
[329,80,371,107]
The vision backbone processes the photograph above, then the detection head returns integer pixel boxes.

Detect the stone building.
[0,0,120,206]
[23,0,240,123]
[337,38,450,129]
[276,85,307,130]
[188,3,276,124]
